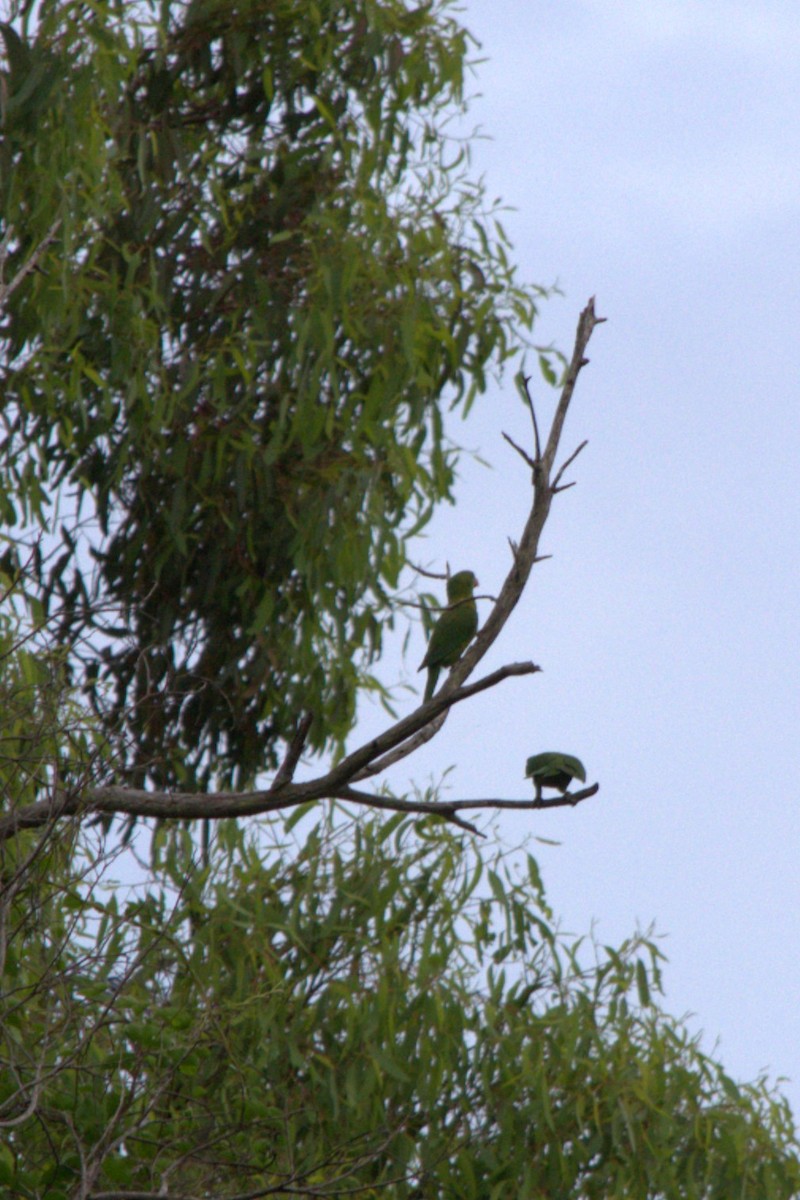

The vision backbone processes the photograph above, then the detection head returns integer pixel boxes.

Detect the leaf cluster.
[2,812,798,1198]
[0,0,541,790]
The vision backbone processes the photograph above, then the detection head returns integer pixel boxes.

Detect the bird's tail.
[424,667,439,702]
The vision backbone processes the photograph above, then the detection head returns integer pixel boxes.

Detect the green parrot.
[525,752,586,798]
[419,570,479,701]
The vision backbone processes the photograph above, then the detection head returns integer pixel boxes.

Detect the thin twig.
[273,713,313,787]
[336,786,483,837]
[407,561,449,582]
[0,216,62,307]
[552,439,588,491]
[398,591,496,615]
[542,297,605,476]
[518,373,542,462]
[502,430,535,470]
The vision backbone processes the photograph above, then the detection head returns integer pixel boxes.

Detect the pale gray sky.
[377,0,800,1115]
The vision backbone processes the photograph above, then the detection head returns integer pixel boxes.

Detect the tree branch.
[0,216,62,306]
[335,787,484,837]
[502,429,535,470]
[0,301,604,842]
[353,662,540,781]
[440,298,604,701]
[0,663,542,843]
[273,713,313,787]
[337,781,600,835]
[552,439,588,491]
[542,297,605,476]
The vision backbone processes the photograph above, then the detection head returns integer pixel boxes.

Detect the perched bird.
[525,751,586,799]
[419,570,479,702]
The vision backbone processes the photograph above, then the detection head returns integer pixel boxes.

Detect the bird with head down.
[419,570,479,702]
[525,751,586,799]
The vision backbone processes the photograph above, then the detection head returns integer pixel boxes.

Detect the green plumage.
[419,570,479,701]
[524,752,587,796]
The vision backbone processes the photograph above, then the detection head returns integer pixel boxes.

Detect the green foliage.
[1,8,796,1199]
[0,0,540,789]
[2,812,798,1198]
[0,590,104,813]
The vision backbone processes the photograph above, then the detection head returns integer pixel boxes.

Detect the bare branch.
[437,299,603,707]
[397,590,496,615]
[407,561,449,582]
[0,301,604,842]
[88,1190,203,1199]
[336,787,484,837]
[0,216,62,307]
[353,707,448,780]
[542,297,605,476]
[354,662,540,780]
[273,713,313,787]
[517,373,542,462]
[0,664,542,843]
[448,782,600,812]
[502,429,535,470]
[338,780,599,832]
[552,439,589,492]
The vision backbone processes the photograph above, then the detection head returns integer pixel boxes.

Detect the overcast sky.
[369,0,800,1116]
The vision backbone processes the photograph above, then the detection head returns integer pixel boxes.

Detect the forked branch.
[0,300,604,843]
